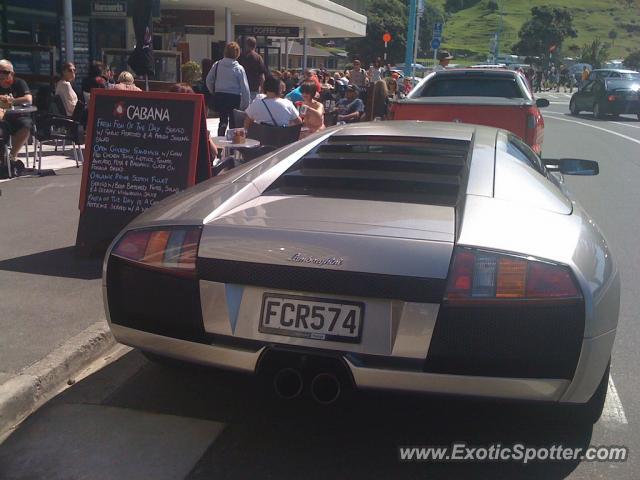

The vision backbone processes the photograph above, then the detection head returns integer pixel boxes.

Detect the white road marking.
[601,375,628,425]
[543,113,640,146]
[611,121,640,130]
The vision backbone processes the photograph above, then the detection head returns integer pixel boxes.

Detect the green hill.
[429,0,640,61]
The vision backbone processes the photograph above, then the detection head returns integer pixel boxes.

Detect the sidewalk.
[0,117,223,436]
[0,151,115,435]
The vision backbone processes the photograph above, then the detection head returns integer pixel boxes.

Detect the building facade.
[0,0,365,86]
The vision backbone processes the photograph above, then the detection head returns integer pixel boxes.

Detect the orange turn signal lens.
[112,227,202,277]
[496,257,527,298]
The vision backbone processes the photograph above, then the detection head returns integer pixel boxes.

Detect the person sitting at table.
[55,62,78,116]
[336,85,364,123]
[0,59,33,175]
[244,76,301,129]
[299,81,324,138]
[81,61,107,103]
[113,71,142,91]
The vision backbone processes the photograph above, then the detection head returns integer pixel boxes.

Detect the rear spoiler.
[395,96,535,107]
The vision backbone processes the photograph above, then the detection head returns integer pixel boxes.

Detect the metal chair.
[33,112,84,173]
[246,122,302,149]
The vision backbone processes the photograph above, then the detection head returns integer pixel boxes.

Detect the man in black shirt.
[238,37,268,101]
[0,59,33,175]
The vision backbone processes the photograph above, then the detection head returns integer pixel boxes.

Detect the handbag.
[207,62,220,111]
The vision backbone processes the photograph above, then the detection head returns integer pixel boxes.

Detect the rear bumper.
[109,323,613,403]
[605,100,640,114]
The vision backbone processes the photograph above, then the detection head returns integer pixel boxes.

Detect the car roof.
[593,69,637,73]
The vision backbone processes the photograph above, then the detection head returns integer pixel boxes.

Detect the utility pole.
[404,0,417,77]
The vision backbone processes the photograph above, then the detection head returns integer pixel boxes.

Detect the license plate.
[259,293,364,343]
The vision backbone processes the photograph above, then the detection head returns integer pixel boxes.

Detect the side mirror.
[544,158,599,176]
[536,98,550,108]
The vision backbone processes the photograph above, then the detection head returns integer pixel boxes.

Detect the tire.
[569,98,579,115]
[593,102,604,119]
[565,361,610,425]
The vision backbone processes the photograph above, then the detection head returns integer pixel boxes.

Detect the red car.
[390,69,548,154]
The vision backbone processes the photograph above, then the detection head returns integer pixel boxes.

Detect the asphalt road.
[1,100,639,479]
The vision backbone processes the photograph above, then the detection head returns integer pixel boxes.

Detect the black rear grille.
[265,136,470,206]
[107,257,206,342]
[197,258,446,303]
[424,302,585,379]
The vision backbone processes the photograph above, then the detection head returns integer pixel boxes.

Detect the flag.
[128,0,154,77]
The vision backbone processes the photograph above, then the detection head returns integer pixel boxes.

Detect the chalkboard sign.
[76,89,210,256]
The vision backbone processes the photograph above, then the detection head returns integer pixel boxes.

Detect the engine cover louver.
[265,135,471,206]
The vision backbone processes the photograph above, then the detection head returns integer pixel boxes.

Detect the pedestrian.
[581,66,590,87]
[238,37,268,101]
[283,70,296,94]
[244,76,301,128]
[348,59,368,89]
[113,71,142,91]
[0,59,32,176]
[206,41,251,137]
[434,50,454,71]
[55,61,78,116]
[336,84,365,123]
[371,79,389,120]
[299,81,325,138]
[368,58,384,83]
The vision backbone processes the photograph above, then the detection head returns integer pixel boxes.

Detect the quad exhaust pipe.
[273,368,304,400]
[272,368,343,405]
[310,373,341,405]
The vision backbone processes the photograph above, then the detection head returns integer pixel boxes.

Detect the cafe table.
[211,136,261,161]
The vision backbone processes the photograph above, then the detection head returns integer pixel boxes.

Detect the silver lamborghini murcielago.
[103,121,619,423]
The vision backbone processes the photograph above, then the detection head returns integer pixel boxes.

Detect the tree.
[624,50,640,70]
[608,29,618,47]
[512,7,577,60]
[346,0,407,65]
[580,38,609,69]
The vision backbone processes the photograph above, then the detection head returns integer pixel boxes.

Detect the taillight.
[445,248,580,303]
[112,227,202,278]
[607,95,617,102]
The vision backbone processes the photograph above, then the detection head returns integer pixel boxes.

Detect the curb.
[0,321,116,436]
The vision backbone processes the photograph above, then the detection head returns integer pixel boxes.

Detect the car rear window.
[605,79,640,91]
[420,77,523,98]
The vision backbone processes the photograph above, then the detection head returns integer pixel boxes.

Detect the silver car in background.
[103,121,619,424]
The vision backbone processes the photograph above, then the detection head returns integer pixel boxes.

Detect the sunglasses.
[0,70,13,75]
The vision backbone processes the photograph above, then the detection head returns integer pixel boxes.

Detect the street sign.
[382,33,392,43]
[431,38,441,50]
[434,22,443,35]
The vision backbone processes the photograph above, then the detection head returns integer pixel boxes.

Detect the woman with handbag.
[206,42,251,137]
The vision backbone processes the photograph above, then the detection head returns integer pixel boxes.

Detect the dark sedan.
[570,77,640,119]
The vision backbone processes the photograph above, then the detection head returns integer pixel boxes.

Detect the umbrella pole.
[145,74,149,91]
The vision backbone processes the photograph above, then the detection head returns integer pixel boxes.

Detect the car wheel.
[569,98,579,115]
[565,361,610,425]
[593,103,604,119]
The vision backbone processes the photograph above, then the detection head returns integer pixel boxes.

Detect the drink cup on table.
[233,128,246,144]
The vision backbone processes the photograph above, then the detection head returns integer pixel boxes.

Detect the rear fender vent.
[265,136,471,206]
